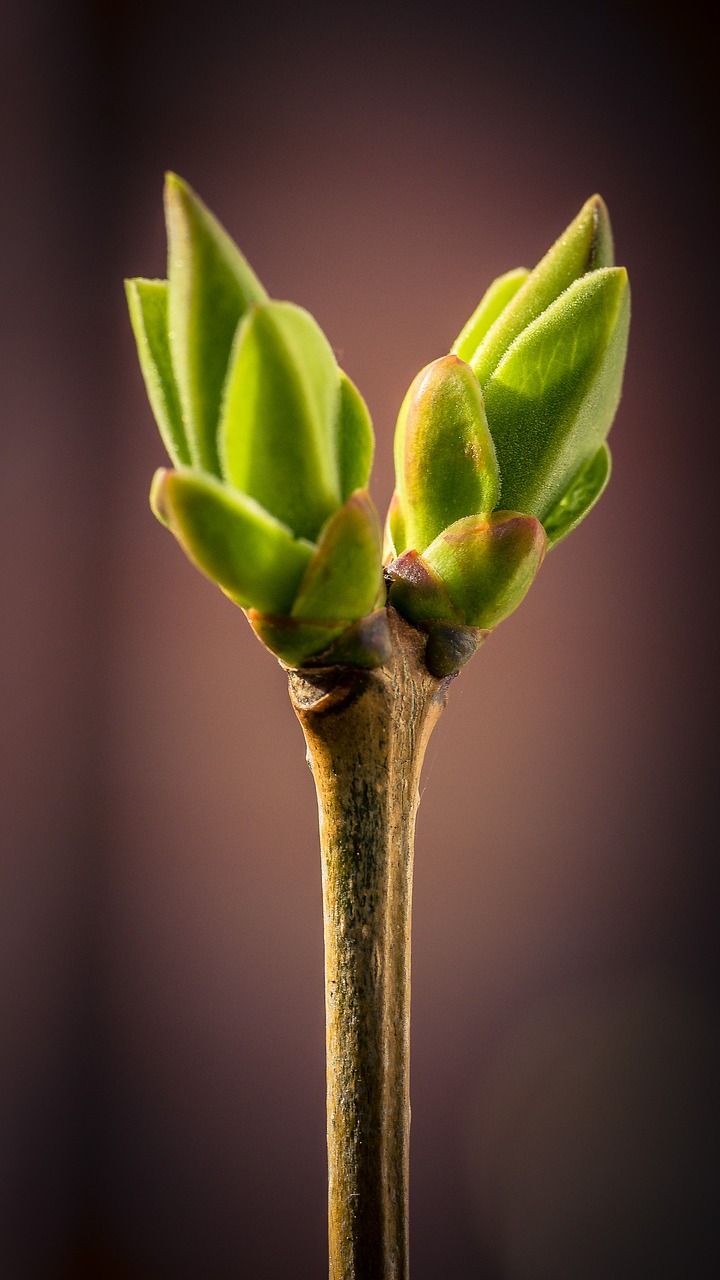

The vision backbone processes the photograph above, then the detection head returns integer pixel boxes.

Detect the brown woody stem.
[287,610,451,1280]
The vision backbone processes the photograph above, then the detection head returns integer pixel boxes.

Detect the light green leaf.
[151,467,314,615]
[125,278,190,467]
[383,491,407,561]
[292,490,383,622]
[470,195,614,387]
[165,173,268,476]
[423,511,546,629]
[336,371,374,500]
[543,443,611,546]
[394,355,499,554]
[452,267,529,364]
[219,301,342,542]
[482,267,629,519]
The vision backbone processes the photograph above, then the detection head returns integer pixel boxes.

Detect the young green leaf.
[452,267,529,365]
[394,355,499,554]
[422,511,546,629]
[482,267,629,519]
[291,491,383,623]
[336,371,375,500]
[543,443,612,546]
[165,173,268,476]
[468,195,614,388]
[151,467,314,615]
[219,301,342,542]
[125,278,190,467]
[383,491,407,561]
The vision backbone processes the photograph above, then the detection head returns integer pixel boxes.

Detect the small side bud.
[386,550,463,628]
[423,512,547,630]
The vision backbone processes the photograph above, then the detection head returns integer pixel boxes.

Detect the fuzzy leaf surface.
[165,173,268,475]
[469,195,614,387]
[543,443,612,546]
[152,468,314,615]
[452,267,529,365]
[482,267,629,519]
[220,301,341,542]
[291,490,383,622]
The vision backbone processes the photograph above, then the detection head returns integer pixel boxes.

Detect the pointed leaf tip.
[165,174,268,477]
[469,194,617,388]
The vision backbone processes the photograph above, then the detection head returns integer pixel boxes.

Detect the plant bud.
[130,177,387,670]
[422,511,547,630]
[394,355,499,554]
[386,550,463,628]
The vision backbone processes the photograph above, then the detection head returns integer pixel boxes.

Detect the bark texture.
[287,609,452,1280]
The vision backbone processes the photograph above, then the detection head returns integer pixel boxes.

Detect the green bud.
[125,278,190,468]
[220,301,342,541]
[482,266,629,519]
[151,467,314,616]
[452,267,529,365]
[422,511,547,629]
[386,551,463,628]
[291,491,383,623]
[462,194,614,385]
[165,172,268,475]
[394,354,499,553]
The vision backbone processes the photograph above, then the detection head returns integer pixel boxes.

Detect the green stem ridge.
[288,611,451,1280]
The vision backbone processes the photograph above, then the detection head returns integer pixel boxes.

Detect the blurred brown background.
[2,1,718,1277]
